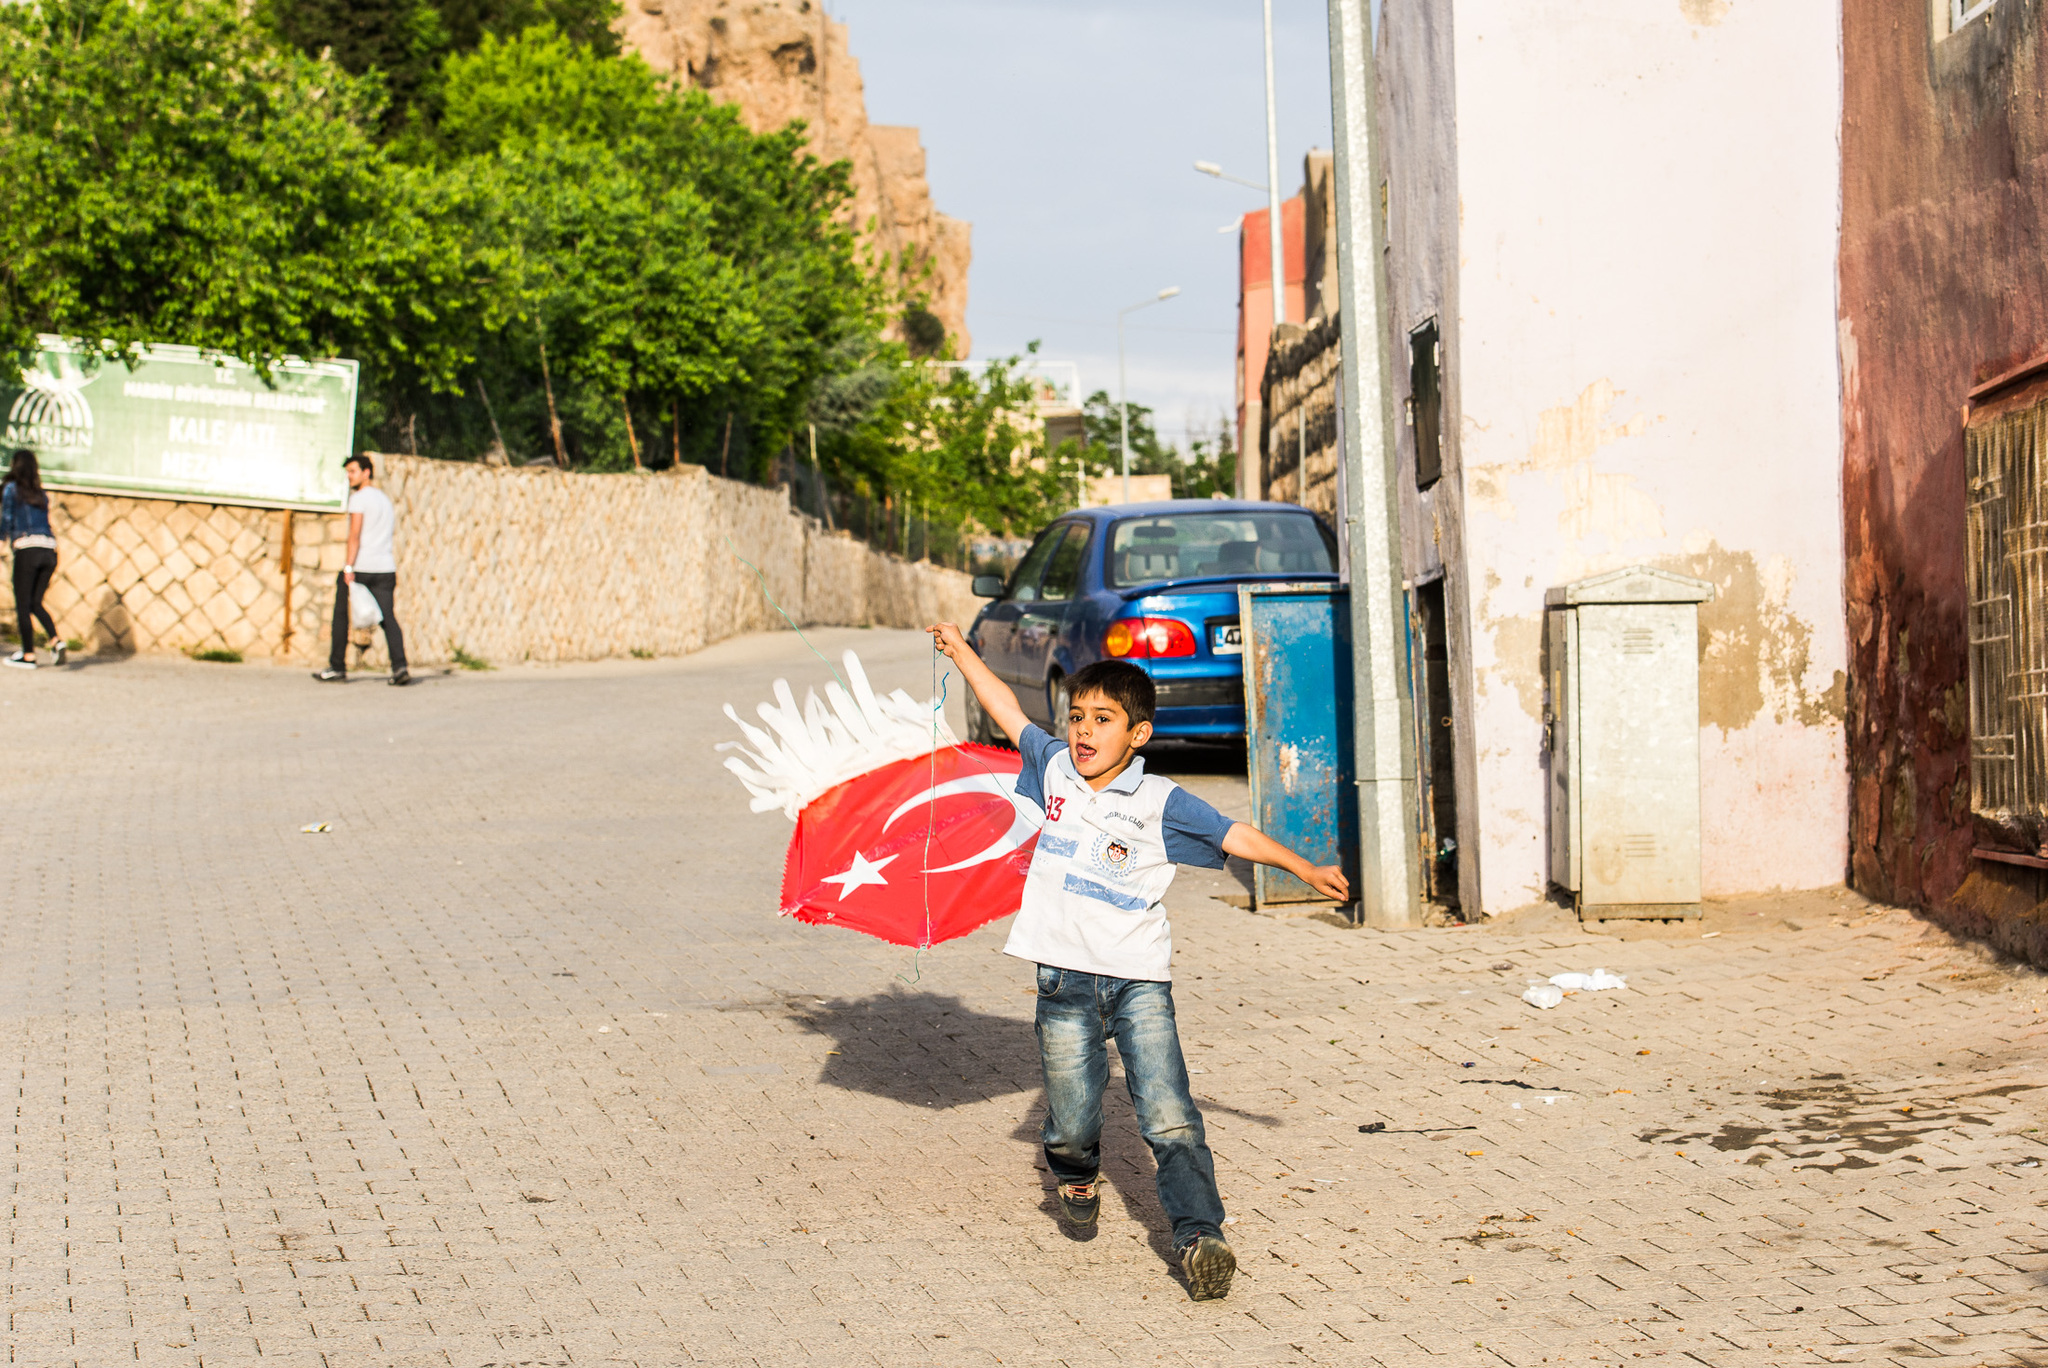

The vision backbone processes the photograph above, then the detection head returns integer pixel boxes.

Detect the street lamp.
[1262,0,1285,327]
[1118,286,1181,505]
[1193,160,1270,193]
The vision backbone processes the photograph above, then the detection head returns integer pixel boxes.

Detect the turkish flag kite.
[722,650,1042,949]
[783,744,1035,946]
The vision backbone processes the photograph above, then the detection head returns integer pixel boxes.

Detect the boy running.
[929,623,1350,1301]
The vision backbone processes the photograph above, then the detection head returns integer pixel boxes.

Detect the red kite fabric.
[781,744,1037,948]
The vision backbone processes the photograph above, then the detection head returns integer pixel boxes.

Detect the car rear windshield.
[1107,511,1336,588]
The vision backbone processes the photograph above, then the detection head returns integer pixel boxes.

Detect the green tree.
[257,0,619,131]
[0,0,489,385]
[1072,391,1238,501]
[369,24,873,470]
[436,0,619,55]
[256,0,448,131]
[807,345,1077,546]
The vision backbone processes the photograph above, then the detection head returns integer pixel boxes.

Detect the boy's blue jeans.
[1033,964,1227,1250]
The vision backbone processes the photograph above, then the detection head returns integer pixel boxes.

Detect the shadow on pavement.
[787,990,1040,1110]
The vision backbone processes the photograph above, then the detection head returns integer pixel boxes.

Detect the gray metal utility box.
[1544,566,1714,920]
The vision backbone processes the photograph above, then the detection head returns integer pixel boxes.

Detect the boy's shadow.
[785,990,1041,1111]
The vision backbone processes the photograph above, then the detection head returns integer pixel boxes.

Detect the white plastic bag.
[1548,968,1628,992]
[348,580,383,630]
[1522,984,1564,1009]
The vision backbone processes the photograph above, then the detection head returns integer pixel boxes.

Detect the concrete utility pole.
[1262,0,1287,327]
[1326,0,1421,926]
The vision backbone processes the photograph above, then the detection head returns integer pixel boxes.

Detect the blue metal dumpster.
[1238,582,1357,906]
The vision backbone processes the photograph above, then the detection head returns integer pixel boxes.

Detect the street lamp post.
[1118,287,1181,504]
[1263,0,1286,327]
[1193,160,1269,193]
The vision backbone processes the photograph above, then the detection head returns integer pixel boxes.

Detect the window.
[1966,398,2048,817]
[1410,318,1443,489]
[1004,526,1064,603]
[1039,524,1092,601]
[1937,0,1998,38]
[1107,511,1335,589]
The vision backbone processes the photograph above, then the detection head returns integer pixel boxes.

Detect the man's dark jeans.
[329,571,407,674]
[1033,964,1226,1250]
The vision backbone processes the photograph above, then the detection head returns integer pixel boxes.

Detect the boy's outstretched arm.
[929,621,1031,746]
[1223,824,1352,902]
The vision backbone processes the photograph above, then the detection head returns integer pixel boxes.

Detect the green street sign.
[1,337,358,510]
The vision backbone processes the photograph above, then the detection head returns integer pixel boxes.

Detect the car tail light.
[1105,617,1197,659]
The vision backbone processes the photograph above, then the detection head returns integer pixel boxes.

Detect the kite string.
[898,653,944,985]
[723,536,850,695]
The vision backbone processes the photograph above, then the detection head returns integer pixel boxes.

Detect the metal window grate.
[1966,401,2048,815]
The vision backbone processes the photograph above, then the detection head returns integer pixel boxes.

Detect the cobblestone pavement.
[4,629,2044,1368]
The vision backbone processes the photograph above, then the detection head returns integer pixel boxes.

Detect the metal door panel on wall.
[1240,582,1357,905]
[1574,603,1701,906]
[1545,608,1578,893]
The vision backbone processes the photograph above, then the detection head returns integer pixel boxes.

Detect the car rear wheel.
[1048,674,1071,735]
[964,686,1003,747]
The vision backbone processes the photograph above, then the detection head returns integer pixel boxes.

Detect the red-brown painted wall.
[1841,0,2048,954]
[1235,197,1306,472]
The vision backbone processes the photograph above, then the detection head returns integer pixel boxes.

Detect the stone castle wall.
[16,455,977,667]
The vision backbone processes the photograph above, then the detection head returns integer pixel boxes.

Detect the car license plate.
[1210,624,1243,656]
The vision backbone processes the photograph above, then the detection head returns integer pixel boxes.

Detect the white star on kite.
[819,850,898,900]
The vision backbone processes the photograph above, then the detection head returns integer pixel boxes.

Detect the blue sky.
[830,0,1335,451]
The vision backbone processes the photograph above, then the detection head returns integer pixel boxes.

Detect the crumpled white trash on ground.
[1522,968,1628,1008]
[1549,968,1628,992]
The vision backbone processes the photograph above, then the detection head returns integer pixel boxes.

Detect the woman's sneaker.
[4,651,35,670]
[1056,1177,1101,1226]
[51,641,66,666]
[1180,1233,1237,1300]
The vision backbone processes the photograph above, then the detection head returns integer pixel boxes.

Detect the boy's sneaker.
[1056,1177,1101,1226]
[51,641,67,666]
[388,668,412,686]
[1180,1233,1236,1301]
[4,651,35,670]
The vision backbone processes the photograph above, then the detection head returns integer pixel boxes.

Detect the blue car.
[962,499,1340,743]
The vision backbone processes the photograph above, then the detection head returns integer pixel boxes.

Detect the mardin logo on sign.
[5,358,94,453]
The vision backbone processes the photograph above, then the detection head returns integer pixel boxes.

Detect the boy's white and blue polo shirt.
[1001,722,1236,983]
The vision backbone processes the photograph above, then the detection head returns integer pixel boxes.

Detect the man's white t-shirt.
[348,486,397,572]
[1001,723,1236,982]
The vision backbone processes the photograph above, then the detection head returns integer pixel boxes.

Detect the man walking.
[313,454,410,686]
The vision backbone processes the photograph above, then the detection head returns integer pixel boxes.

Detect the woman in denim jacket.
[2,449,63,669]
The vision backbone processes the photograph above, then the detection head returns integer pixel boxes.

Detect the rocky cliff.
[619,0,971,354]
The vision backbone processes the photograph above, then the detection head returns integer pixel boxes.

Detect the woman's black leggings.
[11,547,56,652]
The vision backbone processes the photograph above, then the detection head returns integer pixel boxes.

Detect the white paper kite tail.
[719,649,959,820]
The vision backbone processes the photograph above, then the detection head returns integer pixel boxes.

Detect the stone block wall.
[1260,313,1344,525]
[12,456,978,666]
